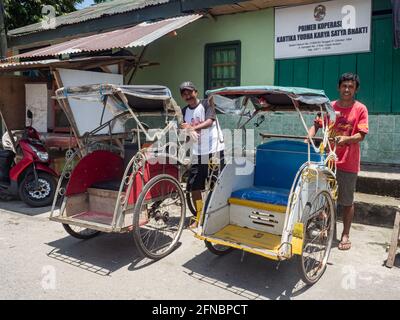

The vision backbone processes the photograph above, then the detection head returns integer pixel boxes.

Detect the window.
[205,41,241,92]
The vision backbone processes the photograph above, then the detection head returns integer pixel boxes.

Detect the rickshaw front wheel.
[297,190,335,285]
[62,224,101,240]
[205,241,234,256]
[133,174,186,260]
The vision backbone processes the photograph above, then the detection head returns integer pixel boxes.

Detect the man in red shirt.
[308,73,369,250]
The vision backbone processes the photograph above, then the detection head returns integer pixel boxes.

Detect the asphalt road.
[0,200,399,300]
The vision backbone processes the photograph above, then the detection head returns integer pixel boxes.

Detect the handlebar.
[259,133,335,143]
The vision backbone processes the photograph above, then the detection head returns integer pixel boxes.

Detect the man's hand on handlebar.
[304,136,315,144]
[180,123,191,129]
[334,136,351,146]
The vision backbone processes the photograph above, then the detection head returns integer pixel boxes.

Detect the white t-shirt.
[183,100,225,155]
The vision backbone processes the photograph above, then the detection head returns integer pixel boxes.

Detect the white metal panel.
[229,204,285,235]
[58,68,124,136]
[202,206,230,236]
[58,68,123,86]
[203,157,254,235]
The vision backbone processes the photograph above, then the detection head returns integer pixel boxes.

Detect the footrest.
[207,224,282,260]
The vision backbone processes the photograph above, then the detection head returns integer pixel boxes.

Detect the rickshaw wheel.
[62,224,101,240]
[297,190,335,285]
[133,174,186,260]
[205,241,234,256]
[186,193,197,216]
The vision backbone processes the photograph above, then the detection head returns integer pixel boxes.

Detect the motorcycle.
[0,110,57,207]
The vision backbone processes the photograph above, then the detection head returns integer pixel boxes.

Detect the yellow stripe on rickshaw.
[228,197,287,213]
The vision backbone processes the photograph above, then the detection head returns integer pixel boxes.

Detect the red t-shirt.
[318,100,369,173]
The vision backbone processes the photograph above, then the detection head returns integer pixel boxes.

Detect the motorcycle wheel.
[19,171,56,207]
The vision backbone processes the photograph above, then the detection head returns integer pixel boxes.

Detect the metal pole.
[0,0,7,59]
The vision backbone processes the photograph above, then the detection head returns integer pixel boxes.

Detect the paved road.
[0,200,399,300]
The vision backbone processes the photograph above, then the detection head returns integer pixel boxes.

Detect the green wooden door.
[275,14,399,114]
[205,41,241,92]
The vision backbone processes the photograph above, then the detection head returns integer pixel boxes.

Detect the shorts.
[186,151,225,192]
[336,169,358,206]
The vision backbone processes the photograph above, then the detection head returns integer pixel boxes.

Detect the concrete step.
[356,164,400,198]
[343,192,400,228]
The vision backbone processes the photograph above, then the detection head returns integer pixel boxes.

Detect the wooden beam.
[386,211,400,268]
[0,0,7,59]
[127,46,147,84]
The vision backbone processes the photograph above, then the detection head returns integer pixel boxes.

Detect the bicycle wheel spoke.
[300,191,335,284]
[134,175,185,259]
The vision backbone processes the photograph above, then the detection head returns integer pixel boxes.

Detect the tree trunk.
[0,0,7,59]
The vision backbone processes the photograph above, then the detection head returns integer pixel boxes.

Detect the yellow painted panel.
[205,236,280,261]
[291,237,303,255]
[228,198,286,213]
[293,222,304,239]
[213,224,282,251]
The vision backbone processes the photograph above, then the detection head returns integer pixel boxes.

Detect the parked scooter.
[0,110,57,207]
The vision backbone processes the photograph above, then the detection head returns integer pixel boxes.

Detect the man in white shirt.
[179,81,225,212]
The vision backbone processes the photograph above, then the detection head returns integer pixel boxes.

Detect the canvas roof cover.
[207,85,334,118]
[56,84,182,137]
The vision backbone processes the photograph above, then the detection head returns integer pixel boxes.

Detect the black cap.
[179,81,197,93]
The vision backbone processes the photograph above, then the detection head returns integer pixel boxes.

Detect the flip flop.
[338,239,351,250]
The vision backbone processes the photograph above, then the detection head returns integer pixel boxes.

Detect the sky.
[76,0,96,9]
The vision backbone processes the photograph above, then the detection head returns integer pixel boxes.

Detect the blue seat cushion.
[231,186,290,207]
[254,140,321,190]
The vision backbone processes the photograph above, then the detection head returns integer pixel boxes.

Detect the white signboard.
[275,0,372,59]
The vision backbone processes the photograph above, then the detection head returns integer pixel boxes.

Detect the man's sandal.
[338,239,351,250]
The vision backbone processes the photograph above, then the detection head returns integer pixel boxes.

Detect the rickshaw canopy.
[207,85,334,118]
[56,84,179,113]
[55,84,182,137]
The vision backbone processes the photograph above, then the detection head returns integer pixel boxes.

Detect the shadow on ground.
[43,208,189,276]
[0,199,52,216]
[45,232,167,276]
[182,247,314,300]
